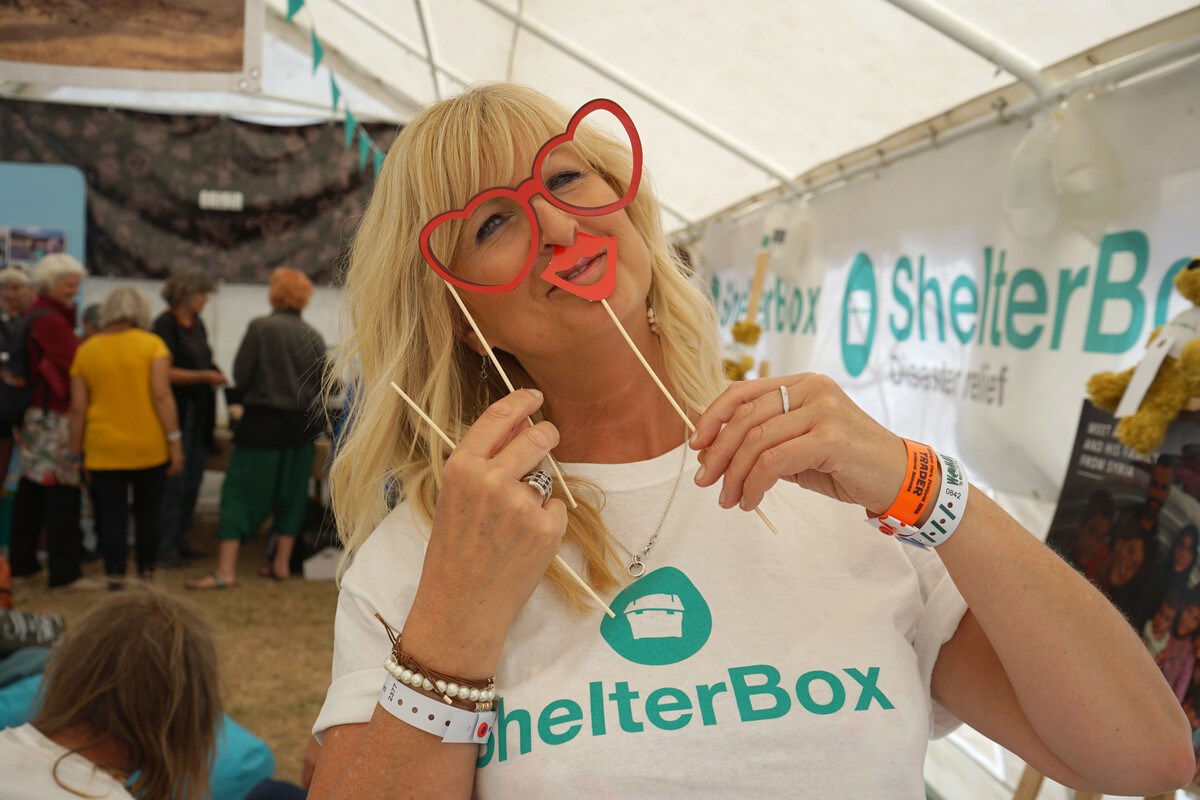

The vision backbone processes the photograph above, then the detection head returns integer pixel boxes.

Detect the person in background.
[0,264,33,320]
[80,303,101,339]
[0,585,221,800]
[7,254,92,591]
[0,265,34,483]
[152,269,226,568]
[186,267,326,589]
[68,287,183,587]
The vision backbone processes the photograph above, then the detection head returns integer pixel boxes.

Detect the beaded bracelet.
[374,614,497,713]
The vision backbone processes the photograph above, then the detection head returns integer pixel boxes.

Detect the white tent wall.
[700,50,1199,800]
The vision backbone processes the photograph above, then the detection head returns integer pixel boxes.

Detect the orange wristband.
[880,439,940,527]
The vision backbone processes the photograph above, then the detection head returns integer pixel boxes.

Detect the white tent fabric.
[6,0,1197,230]
[254,0,1199,227]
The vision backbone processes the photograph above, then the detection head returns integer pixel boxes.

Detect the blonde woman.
[68,286,183,585]
[308,85,1192,798]
[0,585,221,799]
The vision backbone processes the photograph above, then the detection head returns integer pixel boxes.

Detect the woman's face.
[1110,537,1146,585]
[1179,603,1200,637]
[46,274,81,307]
[183,291,209,315]
[0,280,28,314]
[451,147,652,372]
[1175,533,1197,574]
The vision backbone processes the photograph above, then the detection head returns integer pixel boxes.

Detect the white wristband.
[872,452,969,550]
[378,674,496,744]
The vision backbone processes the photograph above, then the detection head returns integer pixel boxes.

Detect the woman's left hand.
[166,441,185,476]
[691,373,909,516]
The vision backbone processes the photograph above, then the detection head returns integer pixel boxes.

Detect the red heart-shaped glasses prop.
[419,98,643,298]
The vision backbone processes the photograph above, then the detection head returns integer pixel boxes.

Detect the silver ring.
[521,469,553,503]
[780,384,790,414]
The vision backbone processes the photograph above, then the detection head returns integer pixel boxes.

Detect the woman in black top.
[152,269,226,566]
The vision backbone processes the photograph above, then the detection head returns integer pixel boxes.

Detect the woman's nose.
[532,197,577,248]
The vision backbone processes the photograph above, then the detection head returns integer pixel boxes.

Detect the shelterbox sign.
[707,59,1200,502]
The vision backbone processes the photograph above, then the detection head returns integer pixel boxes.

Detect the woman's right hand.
[402,389,567,677]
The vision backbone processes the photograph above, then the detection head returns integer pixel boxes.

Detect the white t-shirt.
[0,724,134,800]
[314,444,968,798]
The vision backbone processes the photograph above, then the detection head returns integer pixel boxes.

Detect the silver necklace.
[609,437,688,577]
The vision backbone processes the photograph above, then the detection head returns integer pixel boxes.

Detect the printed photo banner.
[0,99,396,284]
[0,0,264,93]
[1046,400,1200,778]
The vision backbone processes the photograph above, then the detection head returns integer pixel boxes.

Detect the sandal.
[185,572,233,590]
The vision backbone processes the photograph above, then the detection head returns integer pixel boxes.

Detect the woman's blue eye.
[475,213,505,244]
[547,170,584,192]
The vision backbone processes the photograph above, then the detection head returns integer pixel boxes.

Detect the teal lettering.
[978,247,993,345]
[497,699,532,762]
[696,682,727,726]
[1051,266,1089,350]
[645,687,693,731]
[476,728,494,768]
[729,665,791,722]
[795,670,846,715]
[608,682,644,733]
[949,275,977,344]
[788,289,803,333]
[537,699,583,745]
[1157,257,1192,327]
[1085,230,1148,353]
[890,256,914,341]
[774,277,787,332]
[589,681,606,736]
[803,287,820,333]
[1005,268,1047,350]
[917,255,945,342]
[989,250,1008,346]
[844,667,895,710]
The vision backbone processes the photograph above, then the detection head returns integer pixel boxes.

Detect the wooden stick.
[600,299,780,536]
[390,382,616,618]
[445,283,578,509]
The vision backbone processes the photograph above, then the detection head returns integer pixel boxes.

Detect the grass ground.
[10,506,337,787]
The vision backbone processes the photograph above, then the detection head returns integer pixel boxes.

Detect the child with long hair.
[0,586,221,799]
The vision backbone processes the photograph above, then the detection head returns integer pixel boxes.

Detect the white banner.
[700,58,1200,504]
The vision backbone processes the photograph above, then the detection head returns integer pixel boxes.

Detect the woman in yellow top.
[68,286,184,586]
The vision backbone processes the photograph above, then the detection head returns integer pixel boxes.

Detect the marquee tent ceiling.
[5,0,1200,234]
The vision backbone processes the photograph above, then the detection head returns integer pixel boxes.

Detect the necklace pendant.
[628,559,646,577]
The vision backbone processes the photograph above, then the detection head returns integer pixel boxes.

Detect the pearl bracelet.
[384,654,496,712]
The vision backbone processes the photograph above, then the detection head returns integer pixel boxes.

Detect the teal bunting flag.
[286,0,304,22]
[358,136,371,171]
[330,76,341,114]
[373,149,384,176]
[343,110,357,150]
[311,32,324,74]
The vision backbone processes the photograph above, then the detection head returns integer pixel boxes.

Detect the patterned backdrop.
[0,99,397,283]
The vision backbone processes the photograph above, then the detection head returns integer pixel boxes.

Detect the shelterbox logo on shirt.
[600,567,712,665]
[475,566,897,769]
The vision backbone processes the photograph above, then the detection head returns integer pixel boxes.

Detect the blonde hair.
[31,253,85,292]
[33,586,221,800]
[99,285,152,329]
[328,83,725,609]
[269,267,314,311]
